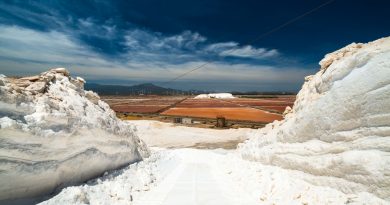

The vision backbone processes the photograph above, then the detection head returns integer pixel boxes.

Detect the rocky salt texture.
[239,37,390,203]
[0,68,149,203]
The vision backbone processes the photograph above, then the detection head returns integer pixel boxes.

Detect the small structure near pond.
[182,118,193,124]
[173,117,193,124]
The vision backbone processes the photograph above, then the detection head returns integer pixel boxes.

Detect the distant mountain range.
[84,83,296,96]
[84,83,203,95]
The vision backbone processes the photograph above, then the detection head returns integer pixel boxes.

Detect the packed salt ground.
[0,37,389,205]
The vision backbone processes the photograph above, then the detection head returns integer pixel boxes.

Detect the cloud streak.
[0,24,312,91]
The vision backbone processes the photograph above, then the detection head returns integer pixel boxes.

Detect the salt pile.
[239,37,390,202]
[0,68,149,203]
[194,93,235,99]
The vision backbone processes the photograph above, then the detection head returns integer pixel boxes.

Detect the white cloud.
[221,46,278,58]
[206,42,279,59]
[161,31,207,50]
[124,30,206,52]
[76,17,117,39]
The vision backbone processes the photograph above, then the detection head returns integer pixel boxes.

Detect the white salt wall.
[239,37,390,201]
[0,68,149,203]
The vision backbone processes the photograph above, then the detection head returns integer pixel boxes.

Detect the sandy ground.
[129,120,254,149]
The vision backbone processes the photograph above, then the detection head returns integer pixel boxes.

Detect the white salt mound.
[239,37,390,202]
[194,93,235,99]
[0,68,149,203]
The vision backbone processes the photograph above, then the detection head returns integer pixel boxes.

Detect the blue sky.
[0,0,389,91]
